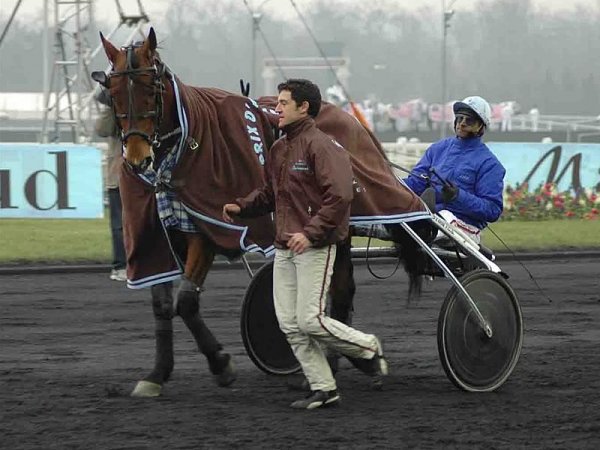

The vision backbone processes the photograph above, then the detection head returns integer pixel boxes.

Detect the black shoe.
[347,337,389,376]
[370,337,389,390]
[290,390,340,410]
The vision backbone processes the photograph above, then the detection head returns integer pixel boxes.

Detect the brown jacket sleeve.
[303,136,353,244]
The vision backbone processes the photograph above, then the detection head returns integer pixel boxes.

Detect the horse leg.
[330,238,356,324]
[327,239,386,389]
[131,282,175,397]
[326,238,357,374]
[407,272,423,303]
[176,234,236,387]
[387,223,429,304]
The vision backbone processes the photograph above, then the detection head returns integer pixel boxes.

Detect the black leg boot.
[144,319,174,384]
[176,277,237,387]
[131,282,175,397]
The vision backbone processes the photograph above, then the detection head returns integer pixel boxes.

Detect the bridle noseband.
[109,43,167,152]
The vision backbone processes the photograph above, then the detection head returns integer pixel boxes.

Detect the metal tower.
[41,0,150,143]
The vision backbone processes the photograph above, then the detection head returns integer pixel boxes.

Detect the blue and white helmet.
[453,96,491,128]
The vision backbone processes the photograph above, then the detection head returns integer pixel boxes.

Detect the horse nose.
[125,154,152,172]
[138,156,153,172]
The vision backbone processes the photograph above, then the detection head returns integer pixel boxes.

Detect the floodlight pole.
[249,0,273,96]
[43,0,49,123]
[252,12,260,91]
[440,0,456,139]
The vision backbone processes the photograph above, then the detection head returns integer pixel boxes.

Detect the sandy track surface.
[1,257,599,449]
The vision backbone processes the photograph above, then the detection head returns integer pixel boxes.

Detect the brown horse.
[92,27,429,397]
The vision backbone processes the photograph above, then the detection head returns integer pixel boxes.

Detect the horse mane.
[173,77,211,140]
[172,76,250,145]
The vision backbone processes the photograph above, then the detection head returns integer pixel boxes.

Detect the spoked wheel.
[240,261,300,375]
[437,269,523,392]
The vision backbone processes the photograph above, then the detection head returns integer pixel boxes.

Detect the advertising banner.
[0,144,103,218]
[488,142,600,192]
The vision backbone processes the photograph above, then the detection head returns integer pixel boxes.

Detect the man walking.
[223,79,387,410]
[95,87,127,281]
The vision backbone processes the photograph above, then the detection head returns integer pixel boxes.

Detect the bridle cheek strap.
[110,44,165,151]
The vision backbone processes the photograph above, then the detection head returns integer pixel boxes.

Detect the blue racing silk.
[404,136,505,229]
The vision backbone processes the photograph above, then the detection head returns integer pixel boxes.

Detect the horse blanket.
[119,79,428,288]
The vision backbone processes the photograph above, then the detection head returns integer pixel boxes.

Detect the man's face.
[454,113,483,138]
[275,90,308,128]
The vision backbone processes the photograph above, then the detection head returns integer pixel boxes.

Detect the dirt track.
[1,257,599,449]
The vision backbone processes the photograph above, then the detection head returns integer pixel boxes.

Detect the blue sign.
[0,144,103,218]
[488,142,600,192]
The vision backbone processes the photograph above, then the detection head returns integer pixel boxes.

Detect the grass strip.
[0,217,597,264]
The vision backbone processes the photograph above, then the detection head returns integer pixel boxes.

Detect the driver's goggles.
[455,114,479,126]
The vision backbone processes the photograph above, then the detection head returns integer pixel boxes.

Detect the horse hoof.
[214,357,237,387]
[130,380,162,397]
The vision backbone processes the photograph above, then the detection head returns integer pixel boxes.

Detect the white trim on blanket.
[172,75,189,163]
[127,269,183,290]
[350,210,432,224]
[182,203,275,257]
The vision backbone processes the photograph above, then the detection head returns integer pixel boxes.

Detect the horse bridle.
[109,43,166,152]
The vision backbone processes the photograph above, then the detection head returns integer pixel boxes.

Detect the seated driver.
[404,96,505,244]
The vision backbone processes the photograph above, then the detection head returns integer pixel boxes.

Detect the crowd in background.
[325,85,541,134]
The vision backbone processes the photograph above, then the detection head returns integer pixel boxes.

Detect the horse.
[92,27,431,398]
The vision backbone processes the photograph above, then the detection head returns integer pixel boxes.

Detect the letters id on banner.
[0,144,103,218]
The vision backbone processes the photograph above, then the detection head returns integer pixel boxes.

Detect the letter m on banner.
[523,146,582,191]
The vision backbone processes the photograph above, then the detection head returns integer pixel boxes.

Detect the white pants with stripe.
[273,245,379,392]
[437,209,481,244]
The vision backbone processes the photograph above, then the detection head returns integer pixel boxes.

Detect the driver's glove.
[441,182,459,203]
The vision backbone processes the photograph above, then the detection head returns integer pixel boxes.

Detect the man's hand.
[285,232,312,254]
[222,203,241,223]
[441,182,459,203]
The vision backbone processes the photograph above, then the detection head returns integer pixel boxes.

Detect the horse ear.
[146,27,157,52]
[239,79,251,97]
[91,71,110,88]
[100,31,119,64]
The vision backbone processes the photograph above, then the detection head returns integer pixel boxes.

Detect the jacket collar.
[453,135,482,149]
[282,116,315,140]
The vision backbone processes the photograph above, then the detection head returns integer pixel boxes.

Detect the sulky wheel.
[240,260,300,375]
[437,269,523,392]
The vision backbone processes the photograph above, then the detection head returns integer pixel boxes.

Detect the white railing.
[494,114,600,134]
[382,142,429,172]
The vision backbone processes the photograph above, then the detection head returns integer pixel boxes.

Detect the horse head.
[92,27,167,171]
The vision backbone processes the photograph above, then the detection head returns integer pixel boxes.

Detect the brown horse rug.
[119,77,428,288]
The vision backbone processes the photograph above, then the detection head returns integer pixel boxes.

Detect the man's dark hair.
[277,78,321,118]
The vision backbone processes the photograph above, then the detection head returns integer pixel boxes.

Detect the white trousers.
[436,209,481,244]
[273,246,379,392]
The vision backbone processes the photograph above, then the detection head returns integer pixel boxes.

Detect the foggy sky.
[3,0,600,115]
[4,0,599,24]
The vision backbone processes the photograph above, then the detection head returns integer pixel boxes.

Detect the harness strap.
[186,136,199,150]
[159,127,182,142]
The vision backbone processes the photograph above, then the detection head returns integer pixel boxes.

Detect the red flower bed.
[502,182,600,221]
